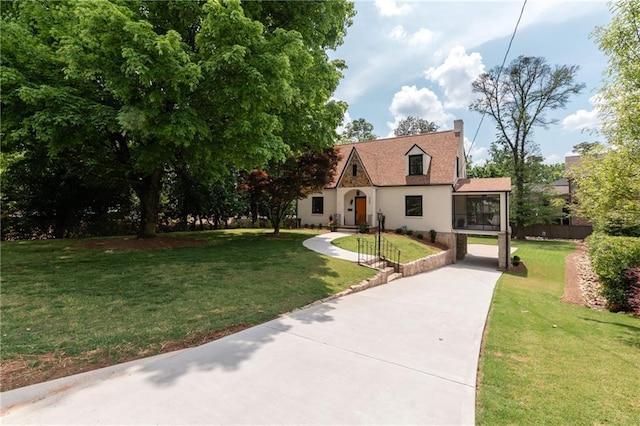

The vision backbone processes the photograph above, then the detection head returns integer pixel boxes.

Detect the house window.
[409,155,423,175]
[352,164,358,176]
[405,195,423,216]
[311,197,324,214]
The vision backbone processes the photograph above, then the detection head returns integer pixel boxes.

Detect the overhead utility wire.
[466,0,528,160]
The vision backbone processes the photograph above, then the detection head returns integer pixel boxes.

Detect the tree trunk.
[137,168,163,238]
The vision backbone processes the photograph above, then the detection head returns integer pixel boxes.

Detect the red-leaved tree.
[242,148,340,235]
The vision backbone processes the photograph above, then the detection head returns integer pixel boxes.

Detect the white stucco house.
[297,120,513,268]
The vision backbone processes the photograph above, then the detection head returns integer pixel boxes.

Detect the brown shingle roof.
[454,178,512,192]
[330,130,459,187]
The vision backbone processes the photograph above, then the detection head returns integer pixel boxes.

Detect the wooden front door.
[355,197,367,225]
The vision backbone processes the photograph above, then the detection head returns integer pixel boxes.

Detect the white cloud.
[409,28,435,46]
[562,95,602,132]
[424,46,485,109]
[562,109,600,132]
[375,0,411,17]
[464,137,488,164]
[389,25,407,40]
[387,85,454,135]
[336,110,352,135]
[388,25,434,46]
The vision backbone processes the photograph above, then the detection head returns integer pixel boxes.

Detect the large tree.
[393,116,439,136]
[241,148,340,235]
[470,56,584,239]
[340,118,377,143]
[1,0,353,238]
[569,1,640,236]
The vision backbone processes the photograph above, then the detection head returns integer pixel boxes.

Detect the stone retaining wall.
[400,249,453,278]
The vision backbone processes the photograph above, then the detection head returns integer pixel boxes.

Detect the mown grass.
[477,239,640,424]
[331,233,441,263]
[0,229,375,380]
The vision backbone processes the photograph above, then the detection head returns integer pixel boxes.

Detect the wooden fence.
[522,224,593,240]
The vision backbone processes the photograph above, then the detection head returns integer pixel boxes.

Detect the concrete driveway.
[1,242,503,425]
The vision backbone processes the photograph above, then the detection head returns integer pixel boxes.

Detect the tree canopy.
[393,116,438,136]
[470,55,584,238]
[569,1,640,236]
[1,0,354,238]
[340,118,377,143]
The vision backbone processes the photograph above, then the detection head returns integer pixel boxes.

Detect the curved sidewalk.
[301,231,360,261]
[1,237,503,425]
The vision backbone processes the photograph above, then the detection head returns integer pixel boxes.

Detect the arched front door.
[355,196,367,225]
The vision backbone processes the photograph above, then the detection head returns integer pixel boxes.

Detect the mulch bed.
[562,242,607,310]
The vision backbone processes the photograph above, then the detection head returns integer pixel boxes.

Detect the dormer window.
[409,155,423,175]
[405,144,430,176]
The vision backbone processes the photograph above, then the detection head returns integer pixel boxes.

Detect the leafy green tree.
[569,1,640,236]
[1,0,352,238]
[470,56,584,239]
[572,141,604,156]
[393,116,438,136]
[341,118,377,142]
[242,148,340,235]
[163,166,247,231]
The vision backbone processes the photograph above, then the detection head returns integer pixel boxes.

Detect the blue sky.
[330,0,610,165]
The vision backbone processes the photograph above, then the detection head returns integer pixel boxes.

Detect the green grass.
[331,232,441,263]
[477,239,640,424]
[0,229,375,366]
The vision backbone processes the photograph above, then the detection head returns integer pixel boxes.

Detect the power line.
[466,0,528,160]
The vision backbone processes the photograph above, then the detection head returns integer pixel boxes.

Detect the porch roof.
[454,177,511,193]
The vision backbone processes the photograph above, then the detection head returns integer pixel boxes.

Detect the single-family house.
[297,120,513,269]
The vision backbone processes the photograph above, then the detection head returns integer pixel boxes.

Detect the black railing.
[357,235,401,273]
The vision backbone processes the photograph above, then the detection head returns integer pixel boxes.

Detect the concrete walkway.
[1,237,504,425]
[302,231,360,262]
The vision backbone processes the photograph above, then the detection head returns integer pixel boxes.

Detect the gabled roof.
[454,178,512,192]
[335,147,373,187]
[329,130,459,187]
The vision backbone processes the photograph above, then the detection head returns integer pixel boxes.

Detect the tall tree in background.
[393,116,439,136]
[241,148,340,235]
[570,1,640,235]
[1,0,353,238]
[470,56,584,239]
[341,118,377,142]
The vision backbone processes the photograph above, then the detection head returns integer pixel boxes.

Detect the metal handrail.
[357,234,401,273]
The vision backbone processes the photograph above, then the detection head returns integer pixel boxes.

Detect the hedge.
[588,233,640,311]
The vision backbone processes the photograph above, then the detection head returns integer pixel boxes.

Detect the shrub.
[626,267,640,316]
[310,223,315,230]
[429,229,437,243]
[318,223,323,230]
[359,222,368,234]
[588,233,640,311]
[512,255,521,266]
[395,228,404,235]
[406,229,413,236]
[416,233,424,240]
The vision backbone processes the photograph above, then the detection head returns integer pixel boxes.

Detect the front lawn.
[331,233,441,263]
[0,229,375,390]
[477,239,640,424]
